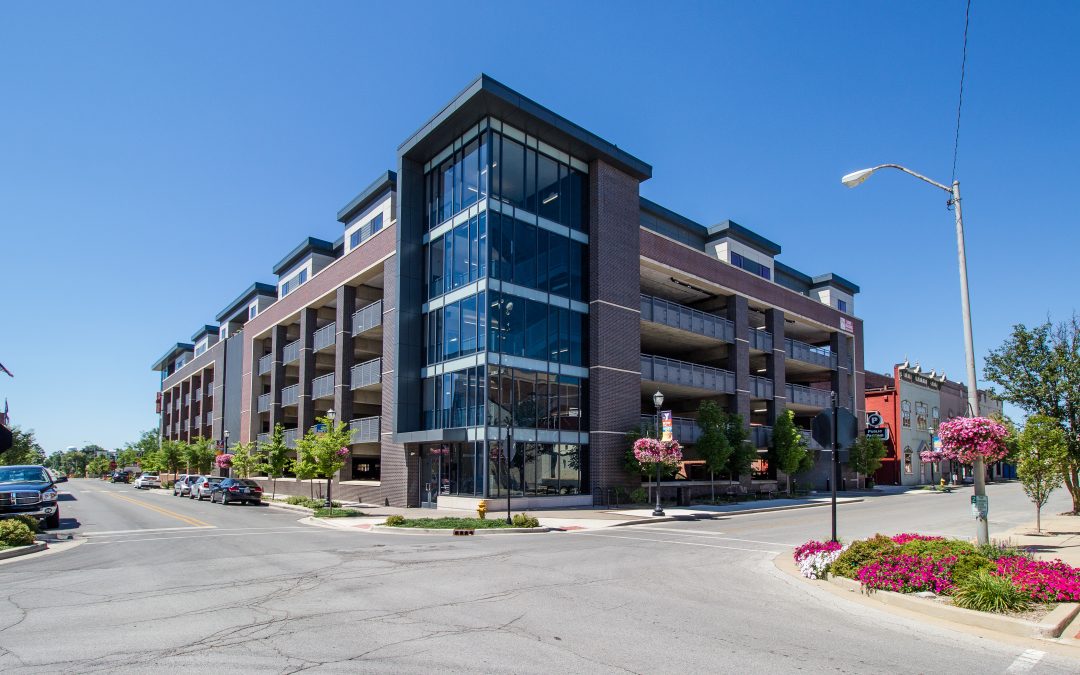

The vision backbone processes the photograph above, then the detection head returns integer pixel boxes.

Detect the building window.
[904,448,913,474]
[349,213,384,249]
[351,458,380,481]
[730,252,771,280]
[901,400,911,427]
[280,269,308,297]
[249,304,258,319]
[837,299,847,312]
[916,402,928,431]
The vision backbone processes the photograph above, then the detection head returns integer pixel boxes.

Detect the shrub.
[12,515,39,533]
[996,556,1080,602]
[313,508,366,518]
[385,515,406,526]
[950,553,995,585]
[953,570,1031,613]
[0,520,35,547]
[511,513,540,528]
[629,488,649,504]
[896,538,976,560]
[831,535,898,579]
[285,496,340,509]
[976,540,1033,562]
[857,554,955,595]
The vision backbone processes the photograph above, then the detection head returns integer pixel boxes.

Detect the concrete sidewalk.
[1004,512,1080,567]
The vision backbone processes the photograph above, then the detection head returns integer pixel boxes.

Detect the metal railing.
[785,338,837,369]
[785,383,832,409]
[205,383,213,397]
[639,414,702,444]
[351,358,382,389]
[750,375,774,399]
[256,432,269,446]
[258,353,273,375]
[257,393,271,413]
[350,416,380,444]
[204,412,212,427]
[639,294,734,343]
[283,339,301,365]
[283,427,300,449]
[353,300,383,336]
[752,425,773,448]
[312,372,335,400]
[640,354,735,394]
[749,329,774,352]
[194,389,202,402]
[281,384,299,407]
[314,322,336,352]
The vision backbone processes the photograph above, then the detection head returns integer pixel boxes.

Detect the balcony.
[750,376,774,399]
[752,425,773,448]
[351,358,382,389]
[194,389,202,403]
[350,416,380,444]
[283,427,300,449]
[749,329,773,352]
[258,393,271,414]
[639,414,702,444]
[282,384,299,407]
[314,322,336,352]
[283,339,301,365]
[786,383,832,409]
[258,353,272,376]
[204,412,212,427]
[312,373,335,400]
[256,432,269,446]
[352,300,383,336]
[181,421,189,432]
[640,354,735,395]
[785,338,837,370]
[205,383,213,397]
[639,294,734,343]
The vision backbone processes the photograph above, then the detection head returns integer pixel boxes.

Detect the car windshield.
[0,467,50,484]
[208,477,223,484]
[141,473,158,477]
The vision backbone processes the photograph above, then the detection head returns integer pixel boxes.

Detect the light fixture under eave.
[542,192,559,204]
[841,167,876,188]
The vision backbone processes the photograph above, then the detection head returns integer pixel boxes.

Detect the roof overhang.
[811,273,861,295]
[705,220,782,257]
[337,171,397,224]
[151,343,194,372]
[215,282,278,322]
[272,237,336,276]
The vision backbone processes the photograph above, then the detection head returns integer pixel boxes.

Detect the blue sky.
[1,1,1076,453]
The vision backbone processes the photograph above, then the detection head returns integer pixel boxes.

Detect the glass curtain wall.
[420,118,591,498]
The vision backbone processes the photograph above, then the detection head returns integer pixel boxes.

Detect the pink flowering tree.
[937,416,1010,466]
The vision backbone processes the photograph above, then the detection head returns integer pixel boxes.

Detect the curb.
[369,524,552,535]
[0,542,47,561]
[266,502,315,515]
[610,498,864,526]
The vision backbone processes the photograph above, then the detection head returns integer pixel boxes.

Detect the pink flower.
[890,533,944,545]
[937,417,1009,465]
[857,554,955,595]
[336,447,350,458]
[794,540,844,563]
[632,437,683,468]
[215,454,233,468]
[995,556,1080,602]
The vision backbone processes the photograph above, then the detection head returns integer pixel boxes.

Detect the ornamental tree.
[294,416,353,511]
[937,416,1010,465]
[696,401,734,500]
[259,423,291,500]
[770,409,811,494]
[849,436,887,488]
[1017,415,1068,533]
[228,442,261,479]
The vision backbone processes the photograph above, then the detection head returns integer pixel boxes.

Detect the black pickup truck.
[0,465,60,529]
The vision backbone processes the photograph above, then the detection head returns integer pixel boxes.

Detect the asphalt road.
[1,479,1079,674]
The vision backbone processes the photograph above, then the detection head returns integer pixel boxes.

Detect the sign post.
[812,401,858,543]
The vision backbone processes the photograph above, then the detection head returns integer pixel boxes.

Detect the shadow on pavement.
[58,493,77,501]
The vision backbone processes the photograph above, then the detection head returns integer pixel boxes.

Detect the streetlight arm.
[870,164,953,193]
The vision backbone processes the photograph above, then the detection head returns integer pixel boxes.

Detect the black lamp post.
[324,409,336,508]
[500,299,515,525]
[652,389,665,517]
[222,430,230,477]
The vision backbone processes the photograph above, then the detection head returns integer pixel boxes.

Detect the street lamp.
[652,389,665,517]
[324,408,336,508]
[502,300,514,525]
[842,163,987,544]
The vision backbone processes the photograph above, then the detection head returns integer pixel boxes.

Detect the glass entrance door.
[420,445,450,508]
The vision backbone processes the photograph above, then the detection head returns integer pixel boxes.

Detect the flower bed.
[794,532,1080,614]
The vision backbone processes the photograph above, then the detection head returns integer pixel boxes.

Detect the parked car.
[133,472,161,489]
[189,476,223,501]
[173,474,200,497]
[110,471,131,484]
[0,464,61,529]
[209,478,263,505]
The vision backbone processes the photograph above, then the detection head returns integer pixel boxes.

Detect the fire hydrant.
[477,500,488,520]
[940,478,946,491]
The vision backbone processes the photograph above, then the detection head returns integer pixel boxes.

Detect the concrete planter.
[0,542,47,561]
[370,525,551,535]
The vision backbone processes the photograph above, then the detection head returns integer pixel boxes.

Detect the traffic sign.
[865,427,889,441]
[971,495,989,519]
[866,411,883,427]
[812,407,858,450]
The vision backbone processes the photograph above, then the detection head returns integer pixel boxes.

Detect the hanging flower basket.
[215,453,234,469]
[937,416,1009,465]
[632,437,683,469]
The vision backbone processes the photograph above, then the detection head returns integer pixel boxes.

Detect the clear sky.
[1,1,1076,453]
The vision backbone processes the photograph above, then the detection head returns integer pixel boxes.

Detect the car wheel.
[45,509,60,530]
[220,494,228,505]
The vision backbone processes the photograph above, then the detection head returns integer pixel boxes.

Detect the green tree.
[696,401,733,500]
[770,409,811,494]
[294,416,352,512]
[158,440,182,475]
[81,444,106,457]
[260,424,291,500]
[1,427,44,466]
[62,450,88,476]
[86,455,110,477]
[1016,415,1068,533]
[139,448,163,473]
[723,414,754,485]
[848,436,887,488]
[984,317,1080,513]
[116,447,139,470]
[229,442,261,479]
[183,437,216,474]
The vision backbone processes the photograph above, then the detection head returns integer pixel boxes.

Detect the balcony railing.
[181,421,189,432]
[204,412,212,427]
[312,373,335,400]
[256,432,269,446]
[258,393,271,413]
[205,383,213,397]
[283,427,300,449]
[752,425,773,448]
[750,376,774,399]
[639,414,702,444]
[785,383,832,409]
[283,339,301,365]
[749,329,774,352]
[639,294,734,343]
[281,384,299,407]
[353,300,383,336]
[640,354,735,394]
[314,322,336,352]
[258,353,273,375]
[785,338,837,369]
[351,358,382,389]
[350,416,380,444]
[194,389,202,402]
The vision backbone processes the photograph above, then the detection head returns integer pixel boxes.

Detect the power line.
[951,0,972,184]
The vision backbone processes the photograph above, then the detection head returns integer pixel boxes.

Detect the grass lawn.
[313,508,367,518]
[388,517,514,529]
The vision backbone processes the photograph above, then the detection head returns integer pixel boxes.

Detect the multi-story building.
[152,75,864,508]
[865,361,1009,486]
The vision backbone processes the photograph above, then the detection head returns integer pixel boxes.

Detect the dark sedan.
[209,478,263,505]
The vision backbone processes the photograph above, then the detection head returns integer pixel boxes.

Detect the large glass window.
[501,137,525,209]
[444,301,460,360]
[453,221,469,289]
[514,219,536,289]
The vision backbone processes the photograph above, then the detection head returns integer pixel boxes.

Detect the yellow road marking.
[108,493,213,528]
